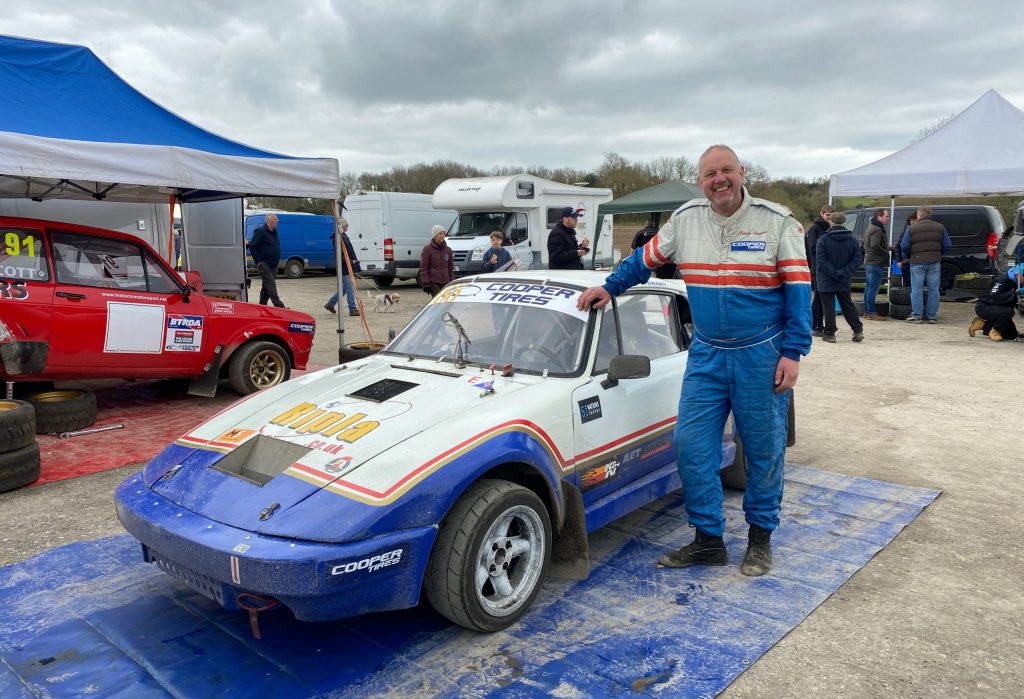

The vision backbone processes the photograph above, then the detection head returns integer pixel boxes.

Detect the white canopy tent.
[829,89,1024,199]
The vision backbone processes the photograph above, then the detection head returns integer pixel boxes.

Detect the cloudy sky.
[3,0,1022,180]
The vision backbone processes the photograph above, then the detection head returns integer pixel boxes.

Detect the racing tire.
[0,400,36,453]
[889,303,913,320]
[338,342,386,363]
[720,436,747,490]
[11,381,55,399]
[0,441,41,493]
[27,389,97,435]
[283,259,305,279]
[876,301,890,317]
[425,479,552,632]
[228,341,291,395]
[889,286,911,306]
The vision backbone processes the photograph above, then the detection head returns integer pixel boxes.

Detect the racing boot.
[740,524,773,577]
[658,529,727,568]
[968,316,984,337]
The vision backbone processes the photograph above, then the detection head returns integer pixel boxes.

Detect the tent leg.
[331,200,346,364]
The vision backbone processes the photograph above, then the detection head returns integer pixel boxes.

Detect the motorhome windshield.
[447,212,511,238]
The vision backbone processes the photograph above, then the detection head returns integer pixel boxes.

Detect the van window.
[546,208,565,230]
[0,227,49,282]
[449,212,509,238]
[506,213,528,244]
[516,182,535,199]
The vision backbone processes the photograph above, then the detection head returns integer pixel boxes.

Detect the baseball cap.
[560,207,584,219]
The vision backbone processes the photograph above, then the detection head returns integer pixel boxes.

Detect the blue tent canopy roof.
[0,34,340,202]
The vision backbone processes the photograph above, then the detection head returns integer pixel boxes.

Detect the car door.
[0,223,53,357]
[46,229,206,376]
[571,291,684,506]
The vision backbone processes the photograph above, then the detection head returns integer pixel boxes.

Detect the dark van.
[245,212,336,279]
[841,205,1004,295]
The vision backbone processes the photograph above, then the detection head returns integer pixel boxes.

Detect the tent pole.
[331,200,346,364]
[888,196,897,266]
[167,193,176,266]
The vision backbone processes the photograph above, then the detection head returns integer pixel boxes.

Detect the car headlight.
[470,246,487,262]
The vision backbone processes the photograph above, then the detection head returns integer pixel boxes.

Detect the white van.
[432,175,614,275]
[343,192,457,287]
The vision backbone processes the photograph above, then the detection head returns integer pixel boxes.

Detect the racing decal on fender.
[730,241,767,252]
[325,547,406,585]
[215,428,256,446]
[578,396,602,423]
[165,314,203,352]
[0,280,28,299]
[580,458,620,491]
[211,301,234,315]
[269,402,379,443]
[288,322,315,334]
[230,555,241,584]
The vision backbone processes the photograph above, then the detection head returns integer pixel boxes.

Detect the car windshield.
[448,212,511,238]
[385,280,589,374]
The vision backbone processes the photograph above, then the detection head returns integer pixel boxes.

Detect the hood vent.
[349,378,418,403]
[210,434,311,486]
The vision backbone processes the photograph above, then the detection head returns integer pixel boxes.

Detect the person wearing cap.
[576,144,811,578]
[324,218,360,316]
[420,224,454,296]
[968,263,1024,341]
[547,206,590,270]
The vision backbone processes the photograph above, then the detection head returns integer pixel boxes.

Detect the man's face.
[266,214,278,230]
[879,210,890,225]
[698,148,745,216]
[821,210,832,223]
[562,216,578,229]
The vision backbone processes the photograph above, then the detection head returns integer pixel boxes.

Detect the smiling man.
[577,144,811,576]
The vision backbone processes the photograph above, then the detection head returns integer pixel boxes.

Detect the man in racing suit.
[577,145,811,576]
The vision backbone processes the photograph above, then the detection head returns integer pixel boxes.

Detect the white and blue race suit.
[602,189,812,536]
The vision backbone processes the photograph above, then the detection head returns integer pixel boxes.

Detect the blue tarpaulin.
[0,466,939,698]
[0,34,340,202]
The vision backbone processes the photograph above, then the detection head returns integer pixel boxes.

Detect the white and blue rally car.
[116,271,768,632]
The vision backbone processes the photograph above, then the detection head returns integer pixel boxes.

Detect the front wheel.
[228,341,291,394]
[283,259,304,279]
[425,479,551,632]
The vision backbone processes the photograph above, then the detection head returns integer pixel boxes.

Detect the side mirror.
[602,354,651,389]
[184,270,204,294]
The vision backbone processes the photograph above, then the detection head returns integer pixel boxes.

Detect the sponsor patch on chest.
[730,240,767,252]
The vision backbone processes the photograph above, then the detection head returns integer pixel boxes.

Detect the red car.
[0,216,315,396]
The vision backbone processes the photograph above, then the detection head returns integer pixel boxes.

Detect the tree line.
[248,153,1020,230]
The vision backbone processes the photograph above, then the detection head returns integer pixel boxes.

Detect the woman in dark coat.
[420,225,455,296]
[815,211,865,343]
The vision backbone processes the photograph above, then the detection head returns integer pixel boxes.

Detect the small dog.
[367,289,401,313]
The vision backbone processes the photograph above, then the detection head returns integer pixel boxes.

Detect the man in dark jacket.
[968,263,1023,341]
[805,205,835,335]
[631,218,675,279]
[324,218,361,315]
[862,208,892,320]
[815,212,864,343]
[547,207,590,270]
[900,206,951,323]
[248,213,285,307]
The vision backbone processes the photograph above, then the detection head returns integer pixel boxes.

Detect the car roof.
[460,269,687,294]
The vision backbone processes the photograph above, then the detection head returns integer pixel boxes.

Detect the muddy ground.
[2,272,1021,697]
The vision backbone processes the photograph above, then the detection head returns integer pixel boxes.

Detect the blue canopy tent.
[0,34,340,203]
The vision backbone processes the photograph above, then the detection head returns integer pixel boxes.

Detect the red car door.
[46,227,207,378]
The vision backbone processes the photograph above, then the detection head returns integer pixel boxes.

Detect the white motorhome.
[343,192,457,287]
[432,174,614,275]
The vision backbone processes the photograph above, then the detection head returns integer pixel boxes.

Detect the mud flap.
[0,341,48,375]
[549,481,590,580]
[188,344,224,397]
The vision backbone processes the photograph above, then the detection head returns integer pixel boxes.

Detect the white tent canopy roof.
[0,35,340,203]
[829,90,1024,199]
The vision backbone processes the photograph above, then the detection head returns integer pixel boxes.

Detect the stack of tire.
[0,388,97,494]
[888,275,926,321]
[0,399,39,493]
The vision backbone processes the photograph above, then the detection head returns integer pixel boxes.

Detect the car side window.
[0,227,49,282]
[593,305,620,374]
[618,294,682,360]
[51,231,146,291]
[143,251,180,294]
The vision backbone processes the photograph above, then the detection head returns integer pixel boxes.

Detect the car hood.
[149,356,530,531]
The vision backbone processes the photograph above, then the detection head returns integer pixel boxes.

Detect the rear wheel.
[283,259,304,279]
[27,389,97,434]
[425,479,551,631]
[229,341,291,394]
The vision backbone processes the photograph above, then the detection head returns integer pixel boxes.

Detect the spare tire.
[339,341,387,363]
[0,399,36,453]
[889,303,913,320]
[0,441,41,493]
[889,286,911,305]
[27,389,97,435]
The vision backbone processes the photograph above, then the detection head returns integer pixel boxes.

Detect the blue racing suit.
[602,189,812,535]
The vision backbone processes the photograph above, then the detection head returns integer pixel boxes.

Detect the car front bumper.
[115,473,438,622]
